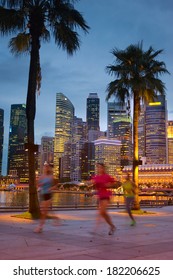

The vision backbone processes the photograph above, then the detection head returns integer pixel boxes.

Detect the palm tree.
[0,0,89,217]
[106,42,169,210]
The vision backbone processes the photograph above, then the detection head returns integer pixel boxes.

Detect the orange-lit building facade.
[123,164,173,184]
[168,121,173,164]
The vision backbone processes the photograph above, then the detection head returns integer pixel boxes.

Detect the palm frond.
[49,0,89,31]
[106,79,129,102]
[0,7,25,35]
[53,21,80,54]
[106,42,169,103]
[48,0,89,54]
[8,32,30,55]
[40,27,50,43]
[0,1,23,8]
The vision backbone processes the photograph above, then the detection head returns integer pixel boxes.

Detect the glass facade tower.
[7,104,28,182]
[107,101,132,167]
[86,93,100,131]
[54,93,74,178]
[145,95,168,164]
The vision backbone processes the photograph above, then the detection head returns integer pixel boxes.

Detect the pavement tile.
[1,207,173,260]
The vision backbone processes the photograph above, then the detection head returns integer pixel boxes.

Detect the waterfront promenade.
[0,206,173,260]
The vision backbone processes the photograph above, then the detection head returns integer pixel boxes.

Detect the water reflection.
[0,191,29,207]
[0,191,169,208]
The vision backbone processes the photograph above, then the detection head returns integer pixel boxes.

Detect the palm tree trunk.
[26,35,40,218]
[133,93,140,210]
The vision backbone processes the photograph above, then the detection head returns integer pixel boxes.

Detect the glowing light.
[148,102,161,106]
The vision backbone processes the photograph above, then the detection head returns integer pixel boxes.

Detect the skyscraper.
[94,138,121,176]
[167,120,173,164]
[54,93,74,178]
[7,104,28,182]
[72,116,87,142]
[61,116,87,182]
[145,95,168,164]
[40,136,54,174]
[81,142,95,180]
[60,141,72,181]
[86,93,100,141]
[0,108,4,175]
[107,101,132,167]
[138,105,146,159]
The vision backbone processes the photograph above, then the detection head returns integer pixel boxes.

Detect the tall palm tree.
[0,0,89,217]
[106,42,169,210]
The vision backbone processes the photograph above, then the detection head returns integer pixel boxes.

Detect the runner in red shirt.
[91,163,116,235]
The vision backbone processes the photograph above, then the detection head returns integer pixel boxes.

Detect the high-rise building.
[167,121,173,164]
[60,141,72,181]
[113,118,132,167]
[40,136,54,174]
[70,139,85,182]
[54,93,74,178]
[72,116,87,142]
[61,116,87,182]
[94,138,121,176]
[107,101,132,167]
[145,95,168,164]
[138,105,146,159]
[7,104,28,182]
[86,93,100,141]
[81,142,95,180]
[0,108,4,175]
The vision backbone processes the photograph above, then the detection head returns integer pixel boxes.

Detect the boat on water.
[3,183,29,192]
[3,184,16,191]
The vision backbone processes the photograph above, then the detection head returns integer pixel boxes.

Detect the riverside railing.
[0,191,173,212]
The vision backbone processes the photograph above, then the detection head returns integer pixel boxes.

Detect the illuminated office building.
[72,116,87,142]
[86,93,100,141]
[0,108,4,175]
[108,101,126,138]
[7,104,28,182]
[40,136,54,174]
[70,117,87,181]
[61,117,87,181]
[167,121,173,164]
[54,93,74,178]
[70,139,86,182]
[94,138,121,176]
[145,95,168,164]
[138,105,146,158]
[108,101,132,167]
[81,142,95,180]
[60,141,72,181]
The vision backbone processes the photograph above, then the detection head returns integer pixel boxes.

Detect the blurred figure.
[34,163,59,233]
[90,163,116,235]
[122,173,136,226]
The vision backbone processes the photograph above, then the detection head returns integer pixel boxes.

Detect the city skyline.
[1,0,173,174]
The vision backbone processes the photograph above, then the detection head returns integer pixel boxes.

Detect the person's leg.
[126,197,135,224]
[99,199,116,234]
[40,200,51,227]
[34,199,51,232]
[49,196,61,225]
[92,201,101,233]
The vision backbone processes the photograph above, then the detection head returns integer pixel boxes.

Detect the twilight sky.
[0,0,173,174]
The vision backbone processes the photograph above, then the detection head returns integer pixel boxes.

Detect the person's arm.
[106,176,116,188]
[51,177,60,191]
[86,176,96,188]
[131,181,136,194]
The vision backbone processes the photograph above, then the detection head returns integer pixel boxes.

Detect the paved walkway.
[0,206,173,260]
